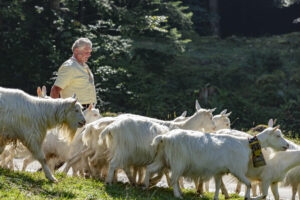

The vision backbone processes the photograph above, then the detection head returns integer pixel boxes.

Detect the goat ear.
[220,109,227,115]
[268,119,274,127]
[72,99,78,105]
[195,100,201,111]
[225,112,232,117]
[72,93,76,99]
[37,87,42,97]
[273,118,277,125]
[88,104,93,110]
[272,125,280,132]
[181,110,187,117]
[210,108,216,113]
[42,85,47,97]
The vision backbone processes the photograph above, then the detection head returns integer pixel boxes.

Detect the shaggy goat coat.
[144,127,289,199]
[0,87,86,181]
[100,117,170,184]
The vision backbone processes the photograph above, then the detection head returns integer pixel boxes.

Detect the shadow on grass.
[103,181,210,200]
[0,168,242,199]
[0,168,75,199]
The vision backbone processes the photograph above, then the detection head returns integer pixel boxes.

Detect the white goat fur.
[144,126,289,199]
[117,108,216,133]
[283,141,300,200]
[194,110,231,192]
[176,109,231,191]
[79,118,117,178]
[0,144,16,170]
[0,87,86,182]
[100,107,216,182]
[21,104,101,172]
[67,104,216,181]
[212,110,231,130]
[100,117,171,184]
[75,112,177,180]
[218,128,300,200]
[62,116,112,177]
[284,165,300,200]
[244,148,300,200]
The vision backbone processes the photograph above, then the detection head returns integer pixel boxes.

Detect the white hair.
[72,37,92,52]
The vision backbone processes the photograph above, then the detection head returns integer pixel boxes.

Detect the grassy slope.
[0,168,243,200]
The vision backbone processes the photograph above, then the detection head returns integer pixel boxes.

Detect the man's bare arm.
[50,85,62,98]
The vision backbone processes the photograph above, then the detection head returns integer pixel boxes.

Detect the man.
[50,38,97,108]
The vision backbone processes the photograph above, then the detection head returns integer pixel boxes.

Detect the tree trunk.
[209,0,220,36]
[50,0,60,10]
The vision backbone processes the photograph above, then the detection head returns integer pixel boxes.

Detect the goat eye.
[94,114,98,117]
[75,109,79,112]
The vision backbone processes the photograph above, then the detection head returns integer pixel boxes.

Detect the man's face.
[74,45,92,64]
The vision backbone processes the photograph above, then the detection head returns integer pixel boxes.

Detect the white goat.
[100,117,171,184]
[63,117,113,177]
[22,127,69,172]
[144,123,289,199]
[21,88,101,172]
[175,109,231,192]
[201,123,298,199]
[0,87,86,182]
[22,104,101,173]
[282,141,300,200]
[212,109,231,130]
[193,109,232,195]
[244,148,300,200]
[284,165,300,200]
[220,125,300,200]
[66,101,216,182]
[0,86,49,170]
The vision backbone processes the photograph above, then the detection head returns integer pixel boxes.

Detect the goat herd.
[0,86,299,200]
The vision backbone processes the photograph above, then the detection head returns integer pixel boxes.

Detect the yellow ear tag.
[249,136,266,168]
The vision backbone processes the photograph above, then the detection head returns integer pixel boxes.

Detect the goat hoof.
[49,177,58,183]
[131,183,136,187]
[105,181,112,186]
[142,183,151,190]
[249,195,267,200]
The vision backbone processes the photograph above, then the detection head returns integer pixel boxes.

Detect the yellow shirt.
[54,57,97,104]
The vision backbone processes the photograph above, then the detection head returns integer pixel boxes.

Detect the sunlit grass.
[0,168,244,200]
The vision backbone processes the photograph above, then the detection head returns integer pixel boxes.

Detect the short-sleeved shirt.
[54,57,97,105]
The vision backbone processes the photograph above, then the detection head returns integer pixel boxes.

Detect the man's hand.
[50,85,62,98]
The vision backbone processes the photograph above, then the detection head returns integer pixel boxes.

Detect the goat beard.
[58,123,77,143]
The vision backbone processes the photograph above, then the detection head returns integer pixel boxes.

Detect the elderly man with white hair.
[50,38,97,108]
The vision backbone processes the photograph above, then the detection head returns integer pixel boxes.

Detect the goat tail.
[99,125,111,140]
[151,135,164,150]
[99,124,114,147]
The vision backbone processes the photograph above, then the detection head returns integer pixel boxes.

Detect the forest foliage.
[1,0,300,137]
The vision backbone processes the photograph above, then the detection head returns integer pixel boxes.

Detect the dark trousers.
[82,104,90,109]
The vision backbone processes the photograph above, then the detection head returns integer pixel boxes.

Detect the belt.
[82,104,90,109]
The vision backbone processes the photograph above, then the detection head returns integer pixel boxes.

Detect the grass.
[0,168,244,200]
